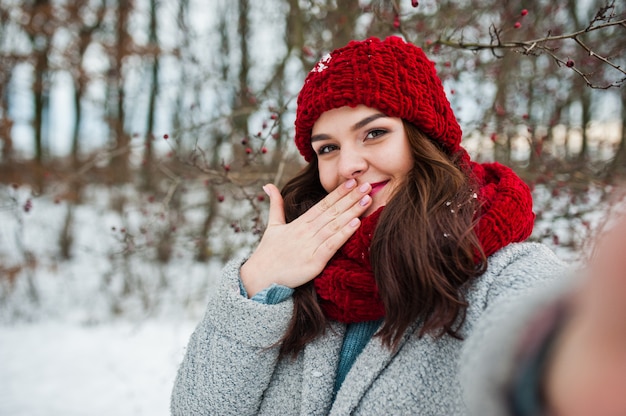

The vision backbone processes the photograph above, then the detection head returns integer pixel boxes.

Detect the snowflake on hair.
[312,53,332,73]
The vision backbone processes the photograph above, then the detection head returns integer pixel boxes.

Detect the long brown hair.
[278,121,486,358]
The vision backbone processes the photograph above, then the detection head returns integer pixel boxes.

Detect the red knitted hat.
[295,36,465,163]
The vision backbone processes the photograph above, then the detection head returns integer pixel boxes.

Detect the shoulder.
[486,242,564,276]
[481,242,566,289]
[464,242,568,319]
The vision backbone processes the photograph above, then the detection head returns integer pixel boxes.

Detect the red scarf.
[313,161,535,323]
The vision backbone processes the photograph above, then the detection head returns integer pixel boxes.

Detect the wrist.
[240,258,278,298]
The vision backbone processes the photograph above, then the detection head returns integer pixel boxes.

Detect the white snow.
[0,320,195,416]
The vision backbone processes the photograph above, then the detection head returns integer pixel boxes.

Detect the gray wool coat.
[171,242,568,416]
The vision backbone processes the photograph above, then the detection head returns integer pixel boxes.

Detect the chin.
[363,204,384,218]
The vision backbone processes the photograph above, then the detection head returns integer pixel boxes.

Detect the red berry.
[393,15,400,29]
[223,164,231,171]
[566,59,575,67]
[514,22,521,29]
[217,195,225,202]
[261,147,268,154]
[521,9,528,16]
[163,134,169,139]
[257,194,265,202]
[245,147,252,154]
[412,0,419,6]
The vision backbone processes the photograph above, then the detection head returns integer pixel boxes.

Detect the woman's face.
[311,105,414,217]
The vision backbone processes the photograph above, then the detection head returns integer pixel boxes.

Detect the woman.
[170,36,606,415]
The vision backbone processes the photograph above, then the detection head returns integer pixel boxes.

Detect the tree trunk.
[608,86,626,177]
[109,0,132,183]
[142,0,160,191]
[577,91,591,164]
[30,3,52,192]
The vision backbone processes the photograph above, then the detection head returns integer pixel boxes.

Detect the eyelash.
[315,128,388,155]
[365,129,388,139]
[317,144,338,155]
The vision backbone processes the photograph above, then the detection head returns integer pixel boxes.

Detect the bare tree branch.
[433,14,625,89]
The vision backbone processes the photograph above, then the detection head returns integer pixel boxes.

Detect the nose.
[337,149,368,179]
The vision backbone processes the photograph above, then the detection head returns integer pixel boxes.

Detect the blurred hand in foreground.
[545,213,626,416]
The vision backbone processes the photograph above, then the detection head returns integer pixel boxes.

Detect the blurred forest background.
[0,0,625,321]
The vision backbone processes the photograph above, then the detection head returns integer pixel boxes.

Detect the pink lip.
[368,180,389,197]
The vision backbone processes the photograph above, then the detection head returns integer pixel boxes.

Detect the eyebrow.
[310,112,388,143]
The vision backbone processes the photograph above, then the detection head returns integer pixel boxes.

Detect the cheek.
[397,143,414,173]
[400,154,414,174]
[318,165,336,193]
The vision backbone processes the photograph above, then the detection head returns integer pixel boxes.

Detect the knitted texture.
[314,207,385,322]
[314,161,535,323]
[295,36,466,163]
[472,162,536,257]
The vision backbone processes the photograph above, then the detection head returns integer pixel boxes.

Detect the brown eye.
[365,129,387,140]
[316,144,339,155]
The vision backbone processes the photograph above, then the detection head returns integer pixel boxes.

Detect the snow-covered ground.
[1,180,623,416]
[0,184,231,416]
[0,320,195,416]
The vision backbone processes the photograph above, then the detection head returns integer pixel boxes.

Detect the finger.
[313,216,363,260]
[584,213,626,332]
[302,180,371,224]
[313,192,372,241]
[310,187,373,258]
[590,213,626,281]
[263,184,286,226]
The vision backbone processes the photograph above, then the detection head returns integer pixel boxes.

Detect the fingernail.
[359,183,370,193]
[349,218,360,227]
[262,185,270,197]
[344,179,356,189]
[359,195,371,206]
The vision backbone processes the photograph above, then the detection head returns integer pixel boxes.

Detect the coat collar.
[331,321,418,414]
[299,321,420,415]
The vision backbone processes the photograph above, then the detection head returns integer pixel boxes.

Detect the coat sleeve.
[459,243,574,416]
[170,258,294,416]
